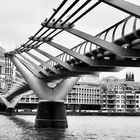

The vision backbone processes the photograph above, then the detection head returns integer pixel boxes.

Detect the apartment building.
[101,73,140,112]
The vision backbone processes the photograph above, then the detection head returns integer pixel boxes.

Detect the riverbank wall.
[1,111,140,116]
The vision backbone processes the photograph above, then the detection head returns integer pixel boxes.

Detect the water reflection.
[9,116,68,140]
[1,115,140,140]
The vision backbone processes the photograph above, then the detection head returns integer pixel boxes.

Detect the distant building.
[100,73,140,112]
[0,47,13,94]
[65,81,100,105]
[126,72,134,81]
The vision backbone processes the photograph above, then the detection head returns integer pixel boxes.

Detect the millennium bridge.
[1,0,140,128]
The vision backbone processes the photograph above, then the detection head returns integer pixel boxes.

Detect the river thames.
[0,115,140,140]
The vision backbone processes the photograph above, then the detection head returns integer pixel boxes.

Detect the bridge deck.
[3,0,140,100]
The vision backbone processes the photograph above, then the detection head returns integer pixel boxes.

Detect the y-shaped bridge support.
[0,95,17,115]
[0,91,33,116]
[10,55,80,128]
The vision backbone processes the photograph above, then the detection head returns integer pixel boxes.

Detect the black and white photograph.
[0,0,139,139]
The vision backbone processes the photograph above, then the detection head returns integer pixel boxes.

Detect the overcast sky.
[0,0,140,81]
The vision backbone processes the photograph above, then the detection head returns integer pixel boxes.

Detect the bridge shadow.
[8,116,68,140]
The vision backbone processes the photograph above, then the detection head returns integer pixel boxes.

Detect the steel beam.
[34,48,74,71]
[6,84,31,101]
[73,64,123,72]
[19,54,49,76]
[15,56,44,79]
[10,55,53,100]
[30,37,95,66]
[25,52,60,74]
[46,0,68,24]
[89,59,140,67]
[102,0,140,18]
[65,28,140,58]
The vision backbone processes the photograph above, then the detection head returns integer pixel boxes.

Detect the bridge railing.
[5,0,140,78]
[46,15,140,67]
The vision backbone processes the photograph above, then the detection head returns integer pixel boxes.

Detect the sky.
[0,0,140,81]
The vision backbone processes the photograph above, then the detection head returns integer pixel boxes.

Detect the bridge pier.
[35,100,68,128]
[5,107,15,116]
[10,55,80,128]
[0,94,30,116]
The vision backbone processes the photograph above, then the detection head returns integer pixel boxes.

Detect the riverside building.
[101,73,140,112]
[0,47,13,94]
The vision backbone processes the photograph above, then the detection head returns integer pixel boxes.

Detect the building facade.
[0,47,13,94]
[101,74,140,112]
[17,73,140,113]
[65,82,100,105]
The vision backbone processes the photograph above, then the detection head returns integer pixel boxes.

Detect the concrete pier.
[35,101,68,128]
[5,107,15,116]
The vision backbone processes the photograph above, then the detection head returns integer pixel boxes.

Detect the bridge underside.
[3,0,140,128]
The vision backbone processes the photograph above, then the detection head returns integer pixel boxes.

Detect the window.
[117,95,120,98]
[136,100,139,103]
[117,100,120,103]
[117,105,120,108]
[121,95,124,98]
[26,98,29,102]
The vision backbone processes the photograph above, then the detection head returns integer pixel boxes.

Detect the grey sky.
[0,0,58,51]
[0,0,140,81]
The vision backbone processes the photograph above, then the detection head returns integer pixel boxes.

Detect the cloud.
[0,0,59,51]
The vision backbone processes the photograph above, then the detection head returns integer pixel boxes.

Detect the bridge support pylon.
[10,55,80,128]
[5,107,15,116]
[35,100,67,128]
[0,92,31,116]
[0,95,16,116]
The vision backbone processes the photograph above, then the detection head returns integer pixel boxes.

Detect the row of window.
[102,104,140,109]
[102,100,140,103]
[20,98,39,103]
[102,95,140,98]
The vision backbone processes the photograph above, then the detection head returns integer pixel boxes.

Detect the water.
[0,115,140,140]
